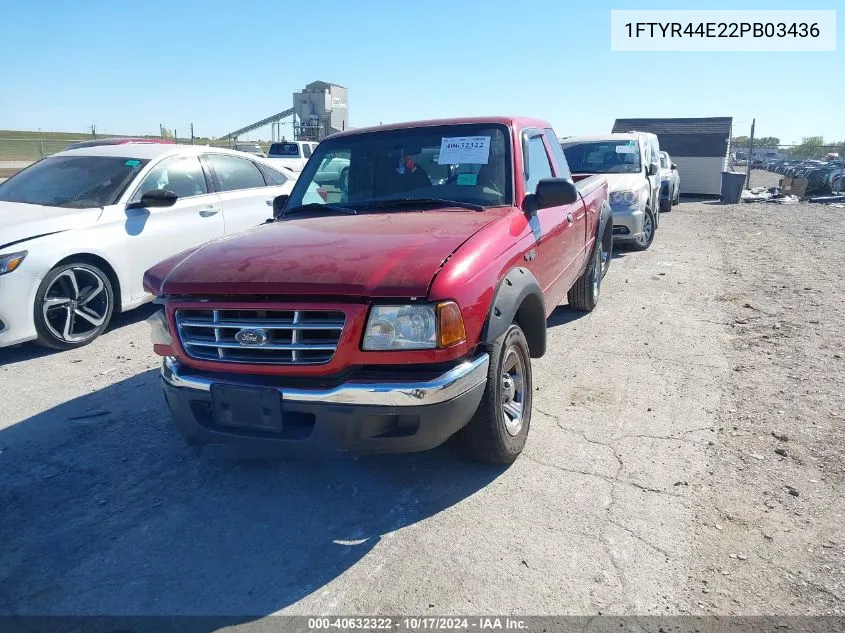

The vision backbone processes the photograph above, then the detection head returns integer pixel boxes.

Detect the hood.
[147,210,500,298]
[0,201,102,249]
[600,173,649,193]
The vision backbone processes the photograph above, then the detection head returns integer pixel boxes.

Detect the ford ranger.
[143,116,613,464]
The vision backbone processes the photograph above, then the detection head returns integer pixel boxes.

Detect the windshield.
[562,140,642,174]
[269,143,300,156]
[286,123,512,211]
[0,155,149,208]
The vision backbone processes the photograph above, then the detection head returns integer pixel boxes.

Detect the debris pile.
[740,187,800,204]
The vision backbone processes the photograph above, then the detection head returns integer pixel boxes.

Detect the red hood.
[145,210,501,298]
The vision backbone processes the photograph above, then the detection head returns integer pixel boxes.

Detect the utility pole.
[90,124,96,139]
[160,123,164,140]
[746,118,755,189]
[190,123,194,145]
[174,129,178,144]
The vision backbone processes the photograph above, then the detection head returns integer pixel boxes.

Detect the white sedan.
[0,144,295,350]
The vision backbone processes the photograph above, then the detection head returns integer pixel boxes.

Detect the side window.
[641,138,651,166]
[131,155,208,202]
[256,163,288,186]
[653,139,661,165]
[543,128,572,180]
[205,154,266,192]
[524,134,553,195]
[303,144,312,158]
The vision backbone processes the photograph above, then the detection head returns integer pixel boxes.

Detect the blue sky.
[0,0,840,145]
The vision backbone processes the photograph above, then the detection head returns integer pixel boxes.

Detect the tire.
[567,239,603,312]
[458,325,533,465]
[630,208,656,251]
[672,185,680,206]
[33,261,115,350]
[660,197,671,213]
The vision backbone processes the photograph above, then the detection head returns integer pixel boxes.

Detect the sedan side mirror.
[648,163,660,176]
[671,163,678,170]
[272,194,289,219]
[126,189,178,209]
[534,178,578,209]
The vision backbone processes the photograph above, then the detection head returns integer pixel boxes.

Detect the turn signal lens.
[0,251,27,276]
[437,301,466,348]
[146,309,172,346]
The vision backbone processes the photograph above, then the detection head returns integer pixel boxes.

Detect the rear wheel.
[631,208,656,251]
[458,325,532,465]
[34,262,114,350]
[568,239,603,312]
[672,185,680,205]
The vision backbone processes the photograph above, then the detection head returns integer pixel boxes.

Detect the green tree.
[731,135,749,147]
[756,136,780,148]
[788,136,825,158]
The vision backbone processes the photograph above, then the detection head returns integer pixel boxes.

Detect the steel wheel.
[592,244,603,299]
[501,346,526,437]
[40,266,111,345]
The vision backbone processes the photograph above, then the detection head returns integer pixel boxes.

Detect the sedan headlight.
[609,190,640,207]
[146,309,172,346]
[363,302,466,350]
[0,251,27,275]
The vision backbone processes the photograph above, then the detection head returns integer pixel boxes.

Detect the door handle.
[199,206,221,217]
[566,213,574,225]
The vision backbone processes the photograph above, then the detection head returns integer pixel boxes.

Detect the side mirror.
[126,189,178,209]
[648,163,660,176]
[671,163,678,171]
[272,194,289,219]
[534,178,578,209]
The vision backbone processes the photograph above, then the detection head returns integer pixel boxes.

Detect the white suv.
[562,131,662,250]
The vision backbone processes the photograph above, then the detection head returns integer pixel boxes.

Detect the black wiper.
[280,202,357,218]
[356,197,484,212]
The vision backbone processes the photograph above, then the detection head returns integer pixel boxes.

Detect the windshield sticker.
[615,145,638,154]
[437,136,490,165]
[456,173,478,186]
[124,159,141,167]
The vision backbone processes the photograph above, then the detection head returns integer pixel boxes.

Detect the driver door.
[122,155,224,300]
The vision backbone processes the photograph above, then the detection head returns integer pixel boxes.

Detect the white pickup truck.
[266,140,319,172]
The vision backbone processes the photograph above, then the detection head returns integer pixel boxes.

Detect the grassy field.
[0,129,254,162]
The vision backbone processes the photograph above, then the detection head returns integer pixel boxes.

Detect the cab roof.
[328,116,554,139]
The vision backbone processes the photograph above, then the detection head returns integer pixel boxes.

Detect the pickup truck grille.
[175,308,346,365]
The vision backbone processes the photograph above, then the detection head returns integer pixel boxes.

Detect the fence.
[0,137,273,163]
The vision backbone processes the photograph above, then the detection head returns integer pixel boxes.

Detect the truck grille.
[175,308,346,365]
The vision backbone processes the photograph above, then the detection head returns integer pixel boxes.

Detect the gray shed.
[612,117,733,195]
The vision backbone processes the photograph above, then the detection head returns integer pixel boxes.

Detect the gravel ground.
[1,172,842,621]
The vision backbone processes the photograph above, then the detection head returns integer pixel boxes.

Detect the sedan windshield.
[562,140,642,174]
[0,156,149,208]
[285,123,512,212]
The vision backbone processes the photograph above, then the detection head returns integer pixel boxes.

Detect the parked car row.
[762,158,845,195]
[1,115,674,464]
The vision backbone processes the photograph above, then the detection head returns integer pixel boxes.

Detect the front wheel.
[34,262,115,350]
[631,208,656,251]
[458,325,533,465]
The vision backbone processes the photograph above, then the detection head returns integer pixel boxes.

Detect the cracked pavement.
[1,178,842,619]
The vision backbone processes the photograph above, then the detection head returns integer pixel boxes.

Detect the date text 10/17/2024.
[308,617,528,630]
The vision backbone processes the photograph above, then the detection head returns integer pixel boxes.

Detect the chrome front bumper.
[161,354,490,407]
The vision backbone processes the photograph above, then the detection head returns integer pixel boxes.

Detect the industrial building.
[612,117,733,196]
[221,80,348,144]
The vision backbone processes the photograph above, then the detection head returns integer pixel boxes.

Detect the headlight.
[609,190,639,206]
[146,309,172,346]
[362,301,466,350]
[0,251,27,275]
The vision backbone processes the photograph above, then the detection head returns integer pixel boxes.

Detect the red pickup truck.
[144,116,612,464]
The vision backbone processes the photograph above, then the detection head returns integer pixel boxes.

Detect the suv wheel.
[631,208,656,251]
[458,324,532,464]
[34,262,114,350]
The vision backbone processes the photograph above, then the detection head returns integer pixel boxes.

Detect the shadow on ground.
[0,369,505,621]
[0,304,158,364]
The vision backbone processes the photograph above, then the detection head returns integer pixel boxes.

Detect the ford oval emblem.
[235,328,268,346]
